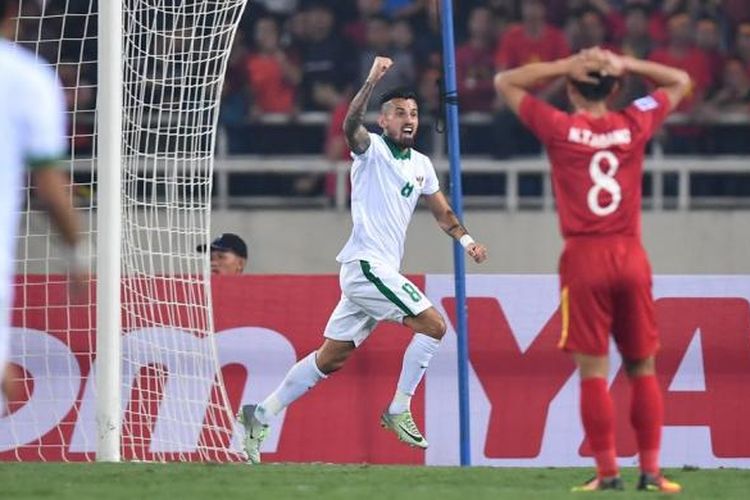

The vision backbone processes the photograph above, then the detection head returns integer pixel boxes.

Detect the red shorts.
[557,236,659,360]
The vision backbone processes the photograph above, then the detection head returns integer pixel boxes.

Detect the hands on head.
[568,47,627,83]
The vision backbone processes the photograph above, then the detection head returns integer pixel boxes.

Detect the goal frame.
[95,0,122,463]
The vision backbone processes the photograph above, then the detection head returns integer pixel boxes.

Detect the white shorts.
[323,260,433,347]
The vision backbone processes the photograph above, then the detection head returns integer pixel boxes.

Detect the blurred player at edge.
[0,0,85,402]
[238,56,488,463]
[494,48,689,493]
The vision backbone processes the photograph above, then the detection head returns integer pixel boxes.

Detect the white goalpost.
[96,0,122,462]
[4,0,250,462]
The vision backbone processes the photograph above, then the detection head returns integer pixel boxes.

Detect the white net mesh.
[2,0,249,462]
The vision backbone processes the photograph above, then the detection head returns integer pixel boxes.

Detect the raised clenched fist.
[367,56,393,84]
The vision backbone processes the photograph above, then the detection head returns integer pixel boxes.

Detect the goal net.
[1,0,249,462]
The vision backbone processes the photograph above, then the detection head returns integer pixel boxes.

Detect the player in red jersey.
[494,48,690,493]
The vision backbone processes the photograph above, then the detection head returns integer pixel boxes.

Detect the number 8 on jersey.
[587,151,622,216]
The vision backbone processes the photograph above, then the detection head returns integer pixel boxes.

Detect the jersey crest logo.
[633,95,658,111]
[416,176,424,187]
[400,182,414,197]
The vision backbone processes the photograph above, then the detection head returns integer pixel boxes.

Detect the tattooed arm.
[343,56,393,154]
[424,191,488,264]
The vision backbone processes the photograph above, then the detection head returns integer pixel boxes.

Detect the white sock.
[388,333,441,414]
[255,351,327,424]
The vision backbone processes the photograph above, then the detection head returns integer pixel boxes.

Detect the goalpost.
[5,0,250,462]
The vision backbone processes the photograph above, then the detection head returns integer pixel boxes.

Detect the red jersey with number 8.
[518,91,671,239]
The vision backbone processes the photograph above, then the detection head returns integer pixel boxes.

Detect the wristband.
[459,234,475,249]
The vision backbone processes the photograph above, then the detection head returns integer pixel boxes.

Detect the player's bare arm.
[493,49,604,115]
[424,191,487,264]
[343,56,393,154]
[601,50,690,111]
[32,167,86,292]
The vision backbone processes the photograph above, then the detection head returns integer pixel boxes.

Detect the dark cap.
[197,233,248,258]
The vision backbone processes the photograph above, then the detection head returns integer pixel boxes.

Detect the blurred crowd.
[221,0,750,157]
[11,0,750,158]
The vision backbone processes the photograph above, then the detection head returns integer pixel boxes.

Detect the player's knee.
[316,342,355,374]
[423,314,446,340]
[317,352,348,374]
[624,356,655,377]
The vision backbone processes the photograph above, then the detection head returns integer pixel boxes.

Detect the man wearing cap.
[198,233,248,275]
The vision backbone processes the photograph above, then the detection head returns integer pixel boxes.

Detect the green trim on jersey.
[26,155,64,170]
[381,134,411,160]
[359,260,414,317]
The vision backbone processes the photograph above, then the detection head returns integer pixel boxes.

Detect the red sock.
[580,377,618,478]
[630,374,663,476]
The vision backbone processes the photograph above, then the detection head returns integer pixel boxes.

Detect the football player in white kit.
[238,56,487,463]
[0,0,85,399]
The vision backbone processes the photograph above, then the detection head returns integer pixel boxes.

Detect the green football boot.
[237,404,269,464]
[380,410,428,449]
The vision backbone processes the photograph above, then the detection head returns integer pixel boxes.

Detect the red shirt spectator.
[695,17,725,86]
[648,48,710,112]
[324,98,351,199]
[495,24,569,70]
[245,17,301,114]
[456,6,496,111]
[603,2,668,46]
[494,0,569,70]
[648,13,712,113]
[246,54,298,113]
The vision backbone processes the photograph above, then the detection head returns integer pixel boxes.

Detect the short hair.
[667,10,691,25]
[570,72,619,102]
[623,3,651,18]
[577,6,604,23]
[379,87,419,109]
[697,15,718,26]
[368,13,391,26]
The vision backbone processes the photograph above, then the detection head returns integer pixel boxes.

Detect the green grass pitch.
[1,463,748,499]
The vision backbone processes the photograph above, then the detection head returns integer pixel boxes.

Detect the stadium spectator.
[220,30,252,127]
[568,7,617,53]
[649,11,712,152]
[735,21,750,73]
[383,0,425,21]
[245,16,301,117]
[410,0,442,72]
[723,0,750,31]
[695,16,725,85]
[282,8,309,53]
[299,3,351,110]
[391,18,415,55]
[603,0,671,46]
[697,57,750,153]
[318,83,351,163]
[356,15,416,107]
[612,4,654,109]
[456,6,497,112]
[391,18,419,76]
[343,0,384,48]
[620,3,653,59]
[494,0,569,71]
[492,0,570,158]
[199,233,248,275]
[254,0,298,16]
